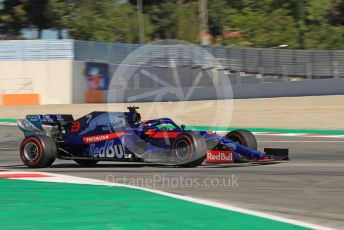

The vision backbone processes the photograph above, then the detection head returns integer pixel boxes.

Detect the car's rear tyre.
[171,133,206,167]
[226,129,257,150]
[74,159,99,167]
[20,135,57,168]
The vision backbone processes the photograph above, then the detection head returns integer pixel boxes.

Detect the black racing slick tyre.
[171,133,206,167]
[20,135,57,168]
[74,160,99,167]
[226,129,257,150]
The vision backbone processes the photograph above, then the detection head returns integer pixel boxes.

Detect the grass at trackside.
[188,126,344,135]
[1,118,344,135]
[0,179,309,230]
[0,118,17,123]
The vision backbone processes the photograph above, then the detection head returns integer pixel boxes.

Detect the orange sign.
[2,94,40,106]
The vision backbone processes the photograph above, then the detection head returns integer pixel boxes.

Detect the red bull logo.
[206,150,233,163]
[89,140,127,159]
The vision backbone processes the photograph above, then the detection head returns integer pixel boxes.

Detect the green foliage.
[149,1,177,39]
[0,0,52,38]
[2,0,344,49]
[0,0,29,38]
[24,0,51,36]
[147,0,200,43]
[304,24,344,49]
[220,0,344,49]
[306,0,332,23]
[225,9,299,48]
[175,2,199,43]
[207,0,228,36]
[47,0,151,43]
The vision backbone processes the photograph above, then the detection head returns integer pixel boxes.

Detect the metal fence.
[74,41,344,78]
[0,40,74,60]
[1,39,344,78]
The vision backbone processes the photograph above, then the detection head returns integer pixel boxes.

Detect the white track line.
[0,122,16,126]
[215,131,344,139]
[259,141,344,143]
[254,133,344,138]
[0,170,334,230]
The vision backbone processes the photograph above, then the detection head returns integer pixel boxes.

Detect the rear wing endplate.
[17,114,74,137]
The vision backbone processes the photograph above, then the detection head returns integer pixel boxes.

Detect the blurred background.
[1,0,344,49]
[1,0,344,109]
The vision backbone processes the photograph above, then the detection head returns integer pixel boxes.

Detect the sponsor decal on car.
[17,119,46,136]
[27,115,39,122]
[42,115,54,123]
[56,115,64,121]
[83,132,125,144]
[206,150,233,163]
[89,140,127,159]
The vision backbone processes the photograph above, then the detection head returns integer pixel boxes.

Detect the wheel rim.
[228,134,243,145]
[23,142,40,162]
[175,139,191,160]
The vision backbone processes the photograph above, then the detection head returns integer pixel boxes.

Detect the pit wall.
[0,60,73,105]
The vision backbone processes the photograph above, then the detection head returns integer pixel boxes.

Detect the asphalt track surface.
[0,125,343,229]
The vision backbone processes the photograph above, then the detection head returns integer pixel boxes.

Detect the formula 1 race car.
[17,107,289,168]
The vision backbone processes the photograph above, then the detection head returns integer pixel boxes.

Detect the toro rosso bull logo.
[89,140,127,159]
[80,113,125,135]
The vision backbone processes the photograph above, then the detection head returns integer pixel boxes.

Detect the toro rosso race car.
[17,107,288,168]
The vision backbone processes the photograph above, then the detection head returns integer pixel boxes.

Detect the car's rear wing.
[39,114,74,125]
[18,114,74,137]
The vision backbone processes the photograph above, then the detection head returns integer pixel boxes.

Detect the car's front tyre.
[226,129,257,150]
